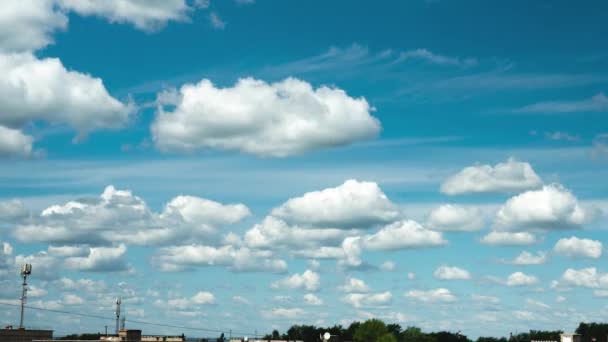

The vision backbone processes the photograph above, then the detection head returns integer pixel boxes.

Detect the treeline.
[257,320,608,342]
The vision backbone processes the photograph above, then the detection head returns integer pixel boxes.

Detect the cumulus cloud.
[434,265,471,280]
[343,291,392,308]
[506,272,539,286]
[63,244,129,272]
[56,0,194,31]
[272,180,399,229]
[339,277,370,293]
[405,288,456,302]
[553,236,602,259]
[192,291,215,304]
[262,307,306,319]
[15,251,61,279]
[362,220,446,250]
[151,77,381,157]
[427,204,484,232]
[0,241,13,278]
[0,126,34,158]
[558,268,608,288]
[511,251,547,265]
[480,231,537,246]
[0,199,29,222]
[153,244,287,273]
[0,53,133,134]
[494,184,586,231]
[303,293,323,306]
[13,185,250,246]
[271,270,320,291]
[441,158,542,195]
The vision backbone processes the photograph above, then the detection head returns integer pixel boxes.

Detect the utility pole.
[115,297,122,335]
[105,326,108,336]
[19,264,32,329]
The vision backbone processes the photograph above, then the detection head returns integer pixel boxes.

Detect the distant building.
[1,327,53,342]
[560,334,581,342]
[35,330,185,342]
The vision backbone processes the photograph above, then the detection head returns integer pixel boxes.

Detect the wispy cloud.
[543,131,580,142]
[515,93,608,114]
[209,12,226,30]
[392,49,477,68]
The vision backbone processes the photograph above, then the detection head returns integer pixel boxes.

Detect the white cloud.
[558,267,608,289]
[303,293,323,306]
[0,241,14,278]
[343,291,392,308]
[232,296,251,305]
[154,244,287,273]
[553,236,602,259]
[394,49,477,67]
[380,261,395,271]
[433,265,471,280]
[405,288,456,302]
[271,270,320,291]
[272,180,399,228]
[511,251,547,265]
[0,126,33,158]
[208,12,225,29]
[152,77,380,157]
[526,298,550,310]
[339,278,370,293]
[63,293,84,305]
[480,231,537,246]
[47,245,89,257]
[56,0,194,31]
[14,251,61,279]
[0,0,68,52]
[516,93,608,114]
[494,184,586,231]
[262,307,305,319]
[362,220,446,250]
[14,185,250,246]
[0,53,133,135]
[0,199,29,222]
[63,244,128,272]
[192,291,215,304]
[441,158,542,195]
[471,294,500,304]
[427,204,484,232]
[506,272,538,286]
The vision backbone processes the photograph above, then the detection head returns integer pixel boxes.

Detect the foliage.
[576,322,608,342]
[354,319,388,342]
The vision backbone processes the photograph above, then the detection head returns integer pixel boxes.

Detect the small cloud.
[209,12,226,30]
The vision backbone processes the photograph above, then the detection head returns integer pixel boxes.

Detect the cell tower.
[19,263,32,329]
[115,297,122,334]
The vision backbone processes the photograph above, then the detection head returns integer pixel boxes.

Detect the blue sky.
[1,0,608,339]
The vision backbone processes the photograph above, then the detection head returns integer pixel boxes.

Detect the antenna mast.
[115,297,122,334]
[19,264,32,329]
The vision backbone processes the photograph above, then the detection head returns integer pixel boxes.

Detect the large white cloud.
[494,184,586,231]
[339,277,370,293]
[553,237,602,259]
[343,291,392,308]
[511,251,547,265]
[56,0,195,32]
[63,244,128,272]
[153,244,287,273]
[13,185,251,246]
[362,220,446,250]
[271,270,320,291]
[272,180,399,229]
[558,268,608,289]
[433,265,471,280]
[405,288,456,302]
[441,158,542,195]
[0,0,68,53]
[151,77,381,157]
[0,0,200,53]
[0,53,133,134]
[427,204,484,232]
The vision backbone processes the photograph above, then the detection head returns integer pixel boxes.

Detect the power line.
[0,302,258,337]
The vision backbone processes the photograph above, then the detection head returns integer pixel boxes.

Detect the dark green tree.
[354,319,389,342]
[577,323,608,342]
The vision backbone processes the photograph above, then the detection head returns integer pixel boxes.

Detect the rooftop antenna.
[19,264,32,329]
[115,297,122,334]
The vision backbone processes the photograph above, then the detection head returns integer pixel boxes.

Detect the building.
[560,334,582,342]
[35,330,185,342]
[1,327,53,342]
